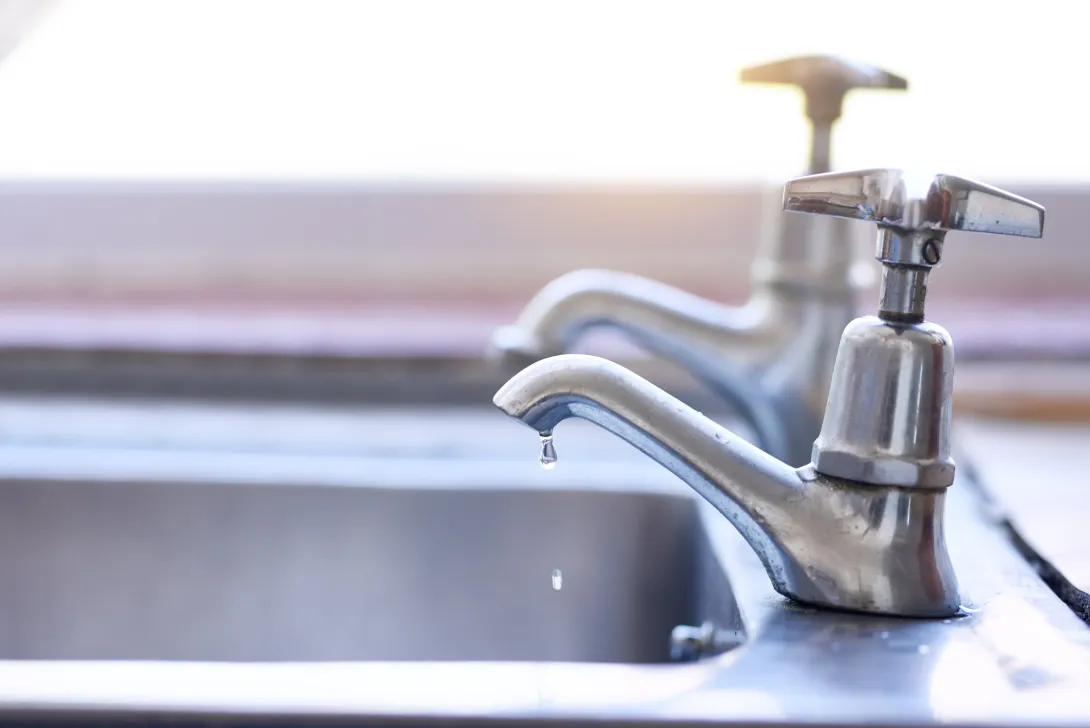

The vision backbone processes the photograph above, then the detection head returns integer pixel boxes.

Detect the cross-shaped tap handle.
[741,56,907,173]
[784,169,1044,252]
[783,169,1045,319]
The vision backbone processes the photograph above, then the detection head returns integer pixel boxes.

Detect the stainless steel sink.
[1,403,1090,727]
[0,465,735,663]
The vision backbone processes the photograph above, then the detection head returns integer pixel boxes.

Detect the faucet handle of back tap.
[741,56,907,173]
[741,55,907,124]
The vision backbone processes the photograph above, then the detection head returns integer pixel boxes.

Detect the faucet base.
[771,466,960,619]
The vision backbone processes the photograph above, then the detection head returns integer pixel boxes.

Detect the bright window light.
[0,0,1080,182]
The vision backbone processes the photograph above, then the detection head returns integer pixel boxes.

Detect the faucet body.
[495,170,1044,619]
[494,354,958,617]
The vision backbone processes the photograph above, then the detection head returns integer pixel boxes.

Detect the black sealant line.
[1001,519,1090,624]
[958,456,1090,625]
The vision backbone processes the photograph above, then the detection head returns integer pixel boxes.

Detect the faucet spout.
[494,354,959,618]
[490,269,800,462]
[490,269,853,467]
[490,269,784,364]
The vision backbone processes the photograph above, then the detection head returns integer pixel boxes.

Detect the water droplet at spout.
[551,569,563,590]
[539,433,557,470]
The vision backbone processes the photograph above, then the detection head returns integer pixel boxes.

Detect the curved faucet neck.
[496,269,786,361]
[493,354,812,590]
[491,269,855,466]
[493,354,959,617]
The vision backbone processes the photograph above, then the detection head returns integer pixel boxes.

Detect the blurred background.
[0,0,1087,365]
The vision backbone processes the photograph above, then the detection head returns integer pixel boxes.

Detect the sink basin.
[1,422,1090,727]
[0,463,735,663]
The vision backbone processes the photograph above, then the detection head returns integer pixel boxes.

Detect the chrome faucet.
[494,170,1044,618]
[491,57,908,466]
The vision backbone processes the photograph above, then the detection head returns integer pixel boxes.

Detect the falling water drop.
[539,433,557,470]
[552,569,563,590]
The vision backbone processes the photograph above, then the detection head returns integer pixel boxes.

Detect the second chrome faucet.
[490,56,909,466]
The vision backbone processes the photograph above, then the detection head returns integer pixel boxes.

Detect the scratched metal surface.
[0,415,1086,725]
